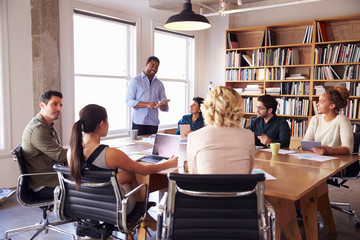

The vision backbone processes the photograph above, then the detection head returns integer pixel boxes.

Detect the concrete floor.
[1,179,360,240]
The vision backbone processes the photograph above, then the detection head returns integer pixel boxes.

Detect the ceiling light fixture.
[237,0,243,5]
[164,0,211,31]
[219,0,226,16]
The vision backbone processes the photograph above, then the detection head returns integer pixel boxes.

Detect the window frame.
[72,9,137,137]
[0,0,11,156]
[153,25,195,129]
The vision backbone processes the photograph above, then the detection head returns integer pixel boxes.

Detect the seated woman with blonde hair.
[303,86,353,155]
[187,86,255,174]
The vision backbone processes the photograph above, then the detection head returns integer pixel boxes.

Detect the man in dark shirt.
[247,94,291,148]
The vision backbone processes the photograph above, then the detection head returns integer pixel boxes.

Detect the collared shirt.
[126,72,167,126]
[175,114,205,135]
[246,114,291,148]
[22,113,68,189]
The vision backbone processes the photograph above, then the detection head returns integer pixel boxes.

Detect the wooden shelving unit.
[225,14,360,138]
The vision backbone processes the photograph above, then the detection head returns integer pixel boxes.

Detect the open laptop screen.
[153,133,180,158]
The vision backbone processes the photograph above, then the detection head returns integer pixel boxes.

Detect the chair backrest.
[164,172,266,240]
[353,132,360,154]
[12,144,41,204]
[53,164,123,226]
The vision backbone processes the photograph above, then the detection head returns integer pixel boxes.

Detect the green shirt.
[22,113,67,189]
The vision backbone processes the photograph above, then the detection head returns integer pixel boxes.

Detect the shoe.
[76,220,112,239]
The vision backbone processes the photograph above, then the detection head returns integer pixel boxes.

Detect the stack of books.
[303,25,313,43]
[265,87,281,95]
[243,85,263,94]
[286,74,306,80]
[314,85,325,95]
[0,188,15,205]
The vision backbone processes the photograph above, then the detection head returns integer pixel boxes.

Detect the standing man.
[126,56,168,135]
[22,90,68,198]
[247,94,291,148]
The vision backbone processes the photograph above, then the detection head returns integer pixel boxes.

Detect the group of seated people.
[21,84,354,238]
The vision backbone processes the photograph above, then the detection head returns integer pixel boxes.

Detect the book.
[242,55,253,66]
[227,32,239,49]
[0,188,15,204]
[267,30,276,46]
[179,124,191,138]
[317,22,328,42]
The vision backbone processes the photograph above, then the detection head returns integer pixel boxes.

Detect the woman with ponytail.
[303,86,354,155]
[67,104,178,215]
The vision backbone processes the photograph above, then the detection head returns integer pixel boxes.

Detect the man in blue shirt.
[126,56,168,135]
[247,94,291,148]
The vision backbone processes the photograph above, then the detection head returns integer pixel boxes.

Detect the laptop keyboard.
[141,155,168,163]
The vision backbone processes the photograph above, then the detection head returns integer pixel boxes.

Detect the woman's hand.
[165,155,178,168]
[312,145,332,155]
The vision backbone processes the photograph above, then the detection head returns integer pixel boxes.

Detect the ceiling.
[147,0,322,16]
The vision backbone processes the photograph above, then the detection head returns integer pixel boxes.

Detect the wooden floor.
[1,179,360,240]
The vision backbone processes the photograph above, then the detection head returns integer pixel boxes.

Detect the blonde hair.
[201,86,243,127]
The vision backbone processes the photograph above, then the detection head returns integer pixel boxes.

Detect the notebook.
[140,133,180,163]
[301,141,321,151]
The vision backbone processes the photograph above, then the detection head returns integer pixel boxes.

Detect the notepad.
[179,124,191,138]
[301,141,321,151]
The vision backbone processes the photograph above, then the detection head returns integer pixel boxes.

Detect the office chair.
[327,133,360,226]
[4,145,75,240]
[157,173,275,240]
[53,164,152,240]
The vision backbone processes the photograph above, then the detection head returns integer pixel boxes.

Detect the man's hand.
[147,102,157,109]
[257,134,272,145]
[159,103,168,111]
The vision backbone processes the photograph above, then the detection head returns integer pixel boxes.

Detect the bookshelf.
[225,14,360,139]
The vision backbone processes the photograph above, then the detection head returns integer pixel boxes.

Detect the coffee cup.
[267,142,280,155]
[128,129,138,140]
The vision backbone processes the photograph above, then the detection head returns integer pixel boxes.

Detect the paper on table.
[289,153,338,162]
[179,124,191,138]
[156,159,179,173]
[154,99,170,109]
[128,153,147,161]
[252,169,277,180]
[260,149,297,154]
[101,139,135,148]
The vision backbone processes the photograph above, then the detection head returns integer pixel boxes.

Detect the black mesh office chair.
[4,145,74,240]
[53,164,152,240]
[327,133,360,226]
[157,173,275,240]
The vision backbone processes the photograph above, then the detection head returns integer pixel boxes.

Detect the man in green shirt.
[22,90,68,198]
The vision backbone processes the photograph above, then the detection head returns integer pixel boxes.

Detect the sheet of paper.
[179,124,191,138]
[252,169,277,180]
[137,135,156,144]
[101,139,135,148]
[288,153,338,162]
[154,99,170,109]
[260,149,297,154]
[155,159,179,173]
[128,153,147,161]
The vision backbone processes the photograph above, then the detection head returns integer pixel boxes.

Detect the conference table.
[103,136,359,240]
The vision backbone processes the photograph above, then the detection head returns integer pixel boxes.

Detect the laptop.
[301,140,321,151]
[140,133,180,163]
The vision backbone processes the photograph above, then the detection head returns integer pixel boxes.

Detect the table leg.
[266,196,302,240]
[299,188,318,240]
[317,183,336,234]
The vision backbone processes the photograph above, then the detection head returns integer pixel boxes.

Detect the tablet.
[301,141,321,151]
[154,99,170,109]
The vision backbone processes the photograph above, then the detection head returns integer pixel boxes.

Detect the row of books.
[338,81,360,96]
[303,25,313,44]
[226,51,246,68]
[286,119,308,138]
[313,65,360,80]
[280,82,310,95]
[340,98,360,119]
[316,22,328,42]
[242,97,259,113]
[266,48,300,66]
[226,69,263,81]
[275,97,310,116]
[314,43,360,64]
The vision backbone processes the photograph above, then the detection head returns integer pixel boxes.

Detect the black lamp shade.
[164,2,211,31]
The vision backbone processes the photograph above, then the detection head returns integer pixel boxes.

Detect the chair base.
[4,220,75,240]
[330,201,360,226]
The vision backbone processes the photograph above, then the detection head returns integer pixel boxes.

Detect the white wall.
[0,0,33,187]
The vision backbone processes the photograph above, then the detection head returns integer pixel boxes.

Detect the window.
[0,0,9,153]
[154,28,194,128]
[73,10,136,135]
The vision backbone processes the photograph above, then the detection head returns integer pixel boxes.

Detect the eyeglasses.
[256,106,267,111]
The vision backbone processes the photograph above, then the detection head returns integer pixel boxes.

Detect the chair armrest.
[265,200,276,239]
[157,192,168,240]
[124,183,147,198]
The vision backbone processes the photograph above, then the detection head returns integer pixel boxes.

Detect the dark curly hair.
[325,86,349,114]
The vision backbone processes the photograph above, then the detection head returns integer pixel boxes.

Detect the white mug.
[128,129,138,140]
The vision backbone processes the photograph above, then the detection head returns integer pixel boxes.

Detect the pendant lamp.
[164,0,211,31]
